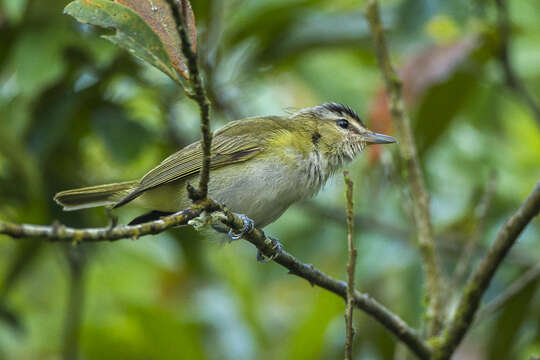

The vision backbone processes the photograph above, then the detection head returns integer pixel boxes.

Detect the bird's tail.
[54,181,138,211]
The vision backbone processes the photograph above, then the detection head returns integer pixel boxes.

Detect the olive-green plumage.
[54,103,396,227]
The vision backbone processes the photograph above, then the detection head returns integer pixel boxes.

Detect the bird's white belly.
[208,157,313,227]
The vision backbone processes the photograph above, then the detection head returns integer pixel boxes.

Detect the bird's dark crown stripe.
[322,102,365,127]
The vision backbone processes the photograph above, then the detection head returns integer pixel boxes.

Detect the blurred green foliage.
[0,0,539,359]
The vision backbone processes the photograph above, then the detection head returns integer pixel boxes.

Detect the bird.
[54,103,396,237]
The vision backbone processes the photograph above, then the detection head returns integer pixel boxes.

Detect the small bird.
[55,103,396,232]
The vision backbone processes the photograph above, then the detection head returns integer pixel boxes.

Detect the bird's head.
[292,102,397,162]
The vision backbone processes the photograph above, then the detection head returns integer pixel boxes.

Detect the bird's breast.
[208,149,329,227]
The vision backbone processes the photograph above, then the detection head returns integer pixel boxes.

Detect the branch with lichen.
[365,0,443,337]
[0,1,432,358]
[0,196,432,360]
[434,182,540,360]
[3,181,539,360]
[343,171,357,360]
[0,202,207,242]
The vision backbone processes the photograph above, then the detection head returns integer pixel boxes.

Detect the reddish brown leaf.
[114,0,197,79]
[399,37,478,106]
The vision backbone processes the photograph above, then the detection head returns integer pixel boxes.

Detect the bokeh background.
[1,0,540,359]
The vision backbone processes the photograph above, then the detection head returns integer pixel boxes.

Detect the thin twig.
[475,263,540,324]
[365,0,443,337]
[495,0,540,129]
[344,171,357,360]
[166,0,212,200]
[434,182,540,360]
[451,172,498,290]
[0,197,432,359]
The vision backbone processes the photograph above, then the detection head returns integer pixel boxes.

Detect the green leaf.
[64,0,184,86]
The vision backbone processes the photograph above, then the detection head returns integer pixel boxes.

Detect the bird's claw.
[257,236,283,263]
[225,214,282,262]
[228,213,254,241]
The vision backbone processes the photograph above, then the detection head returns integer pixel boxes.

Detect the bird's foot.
[228,213,254,241]
[257,236,283,263]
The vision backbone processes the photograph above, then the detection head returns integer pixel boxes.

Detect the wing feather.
[139,136,260,190]
[114,117,288,207]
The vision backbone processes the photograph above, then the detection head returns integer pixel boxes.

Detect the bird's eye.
[337,119,349,129]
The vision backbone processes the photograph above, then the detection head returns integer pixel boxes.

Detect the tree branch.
[0,203,207,242]
[0,2,439,358]
[344,171,357,360]
[0,196,432,359]
[495,0,540,129]
[434,182,540,359]
[475,263,540,324]
[160,9,432,357]
[365,0,443,337]
[166,0,212,200]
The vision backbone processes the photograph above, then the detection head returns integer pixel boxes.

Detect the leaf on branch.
[64,0,196,84]
[114,0,196,78]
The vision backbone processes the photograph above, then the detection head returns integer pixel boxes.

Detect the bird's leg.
[224,214,283,261]
[256,234,283,263]
[227,213,254,241]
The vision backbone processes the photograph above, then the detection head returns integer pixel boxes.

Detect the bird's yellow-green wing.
[114,116,287,207]
[139,136,260,190]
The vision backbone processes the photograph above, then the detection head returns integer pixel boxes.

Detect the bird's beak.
[361,131,398,145]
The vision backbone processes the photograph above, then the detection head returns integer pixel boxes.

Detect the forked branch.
[0,197,432,360]
[434,182,540,359]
